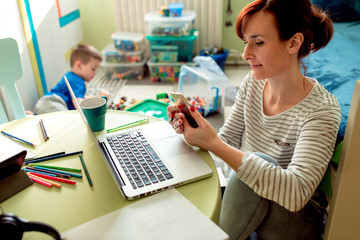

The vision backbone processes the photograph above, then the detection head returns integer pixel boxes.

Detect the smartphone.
[169,92,199,128]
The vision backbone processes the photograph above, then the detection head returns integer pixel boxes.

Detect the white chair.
[0,38,26,123]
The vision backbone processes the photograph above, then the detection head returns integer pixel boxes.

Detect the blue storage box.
[200,49,229,71]
[169,3,184,17]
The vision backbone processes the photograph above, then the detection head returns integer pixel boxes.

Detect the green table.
[1,110,221,239]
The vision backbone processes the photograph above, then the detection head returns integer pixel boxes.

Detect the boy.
[33,44,109,114]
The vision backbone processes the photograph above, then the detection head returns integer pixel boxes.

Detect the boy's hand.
[98,90,110,99]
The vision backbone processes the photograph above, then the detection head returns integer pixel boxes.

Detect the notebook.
[64,77,212,200]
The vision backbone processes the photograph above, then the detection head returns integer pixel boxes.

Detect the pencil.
[24,152,66,163]
[107,117,149,133]
[28,173,61,188]
[25,151,83,164]
[39,118,49,141]
[24,168,57,177]
[28,163,82,172]
[29,172,76,185]
[27,174,52,187]
[32,166,82,178]
[24,167,71,179]
[79,153,93,187]
[1,131,37,148]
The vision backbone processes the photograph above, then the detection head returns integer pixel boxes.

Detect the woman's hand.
[167,104,220,151]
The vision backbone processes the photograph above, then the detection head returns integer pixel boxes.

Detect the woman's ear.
[288,32,304,54]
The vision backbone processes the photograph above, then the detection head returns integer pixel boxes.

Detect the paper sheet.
[0,135,35,162]
[62,189,228,240]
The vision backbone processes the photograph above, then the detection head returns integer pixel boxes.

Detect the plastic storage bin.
[200,49,229,71]
[102,44,145,63]
[111,32,145,51]
[144,10,195,36]
[125,99,169,121]
[150,45,178,62]
[100,58,146,80]
[178,59,229,116]
[168,3,184,17]
[147,61,196,83]
[146,29,197,62]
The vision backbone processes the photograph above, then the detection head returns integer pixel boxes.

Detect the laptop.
[64,77,212,200]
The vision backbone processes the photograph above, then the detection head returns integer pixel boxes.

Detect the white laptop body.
[64,77,213,200]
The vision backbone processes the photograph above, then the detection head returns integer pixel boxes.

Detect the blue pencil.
[33,166,82,178]
[1,131,37,148]
[23,168,57,177]
[25,151,83,164]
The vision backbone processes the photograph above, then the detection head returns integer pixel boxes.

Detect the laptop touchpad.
[154,136,191,159]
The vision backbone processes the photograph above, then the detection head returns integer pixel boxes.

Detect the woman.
[167,0,341,239]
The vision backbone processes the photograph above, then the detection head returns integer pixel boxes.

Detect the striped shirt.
[218,73,341,212]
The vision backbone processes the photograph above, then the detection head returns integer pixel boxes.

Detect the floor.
[88,64,250,130]
[87,63,250,181]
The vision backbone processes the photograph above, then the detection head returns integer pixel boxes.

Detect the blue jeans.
[218,153,324,240]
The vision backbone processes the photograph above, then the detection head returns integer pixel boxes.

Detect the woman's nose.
[242,44,252,61]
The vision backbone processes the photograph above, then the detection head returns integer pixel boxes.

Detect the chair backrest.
[0,38,26,123]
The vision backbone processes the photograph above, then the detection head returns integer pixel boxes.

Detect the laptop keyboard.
[107,130,174,189]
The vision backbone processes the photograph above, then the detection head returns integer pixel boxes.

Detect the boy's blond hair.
[70,44,102,67]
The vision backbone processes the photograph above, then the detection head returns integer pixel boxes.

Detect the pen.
[107,117,150,133]
[25,151,83,164]
[79,153,93,187]
[39,118,49,141]
[28,163,82,172]
[1,131,37,148]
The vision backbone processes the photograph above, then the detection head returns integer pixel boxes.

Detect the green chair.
[0,38,26,123]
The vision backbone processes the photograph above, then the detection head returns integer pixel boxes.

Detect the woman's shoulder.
[309,77,340,108]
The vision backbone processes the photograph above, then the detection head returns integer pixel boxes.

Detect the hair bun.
[311,6,333,52]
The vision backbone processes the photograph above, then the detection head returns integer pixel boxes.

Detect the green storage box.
[125,99,169,121]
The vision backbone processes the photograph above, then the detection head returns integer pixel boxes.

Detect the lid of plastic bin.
[145,10,196,22]
[193,56,229,81]
[102,44,145,55]
[111,32,145,41]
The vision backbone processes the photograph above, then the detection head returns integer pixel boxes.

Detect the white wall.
[0,0,38,116]
[0,0,83,120]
